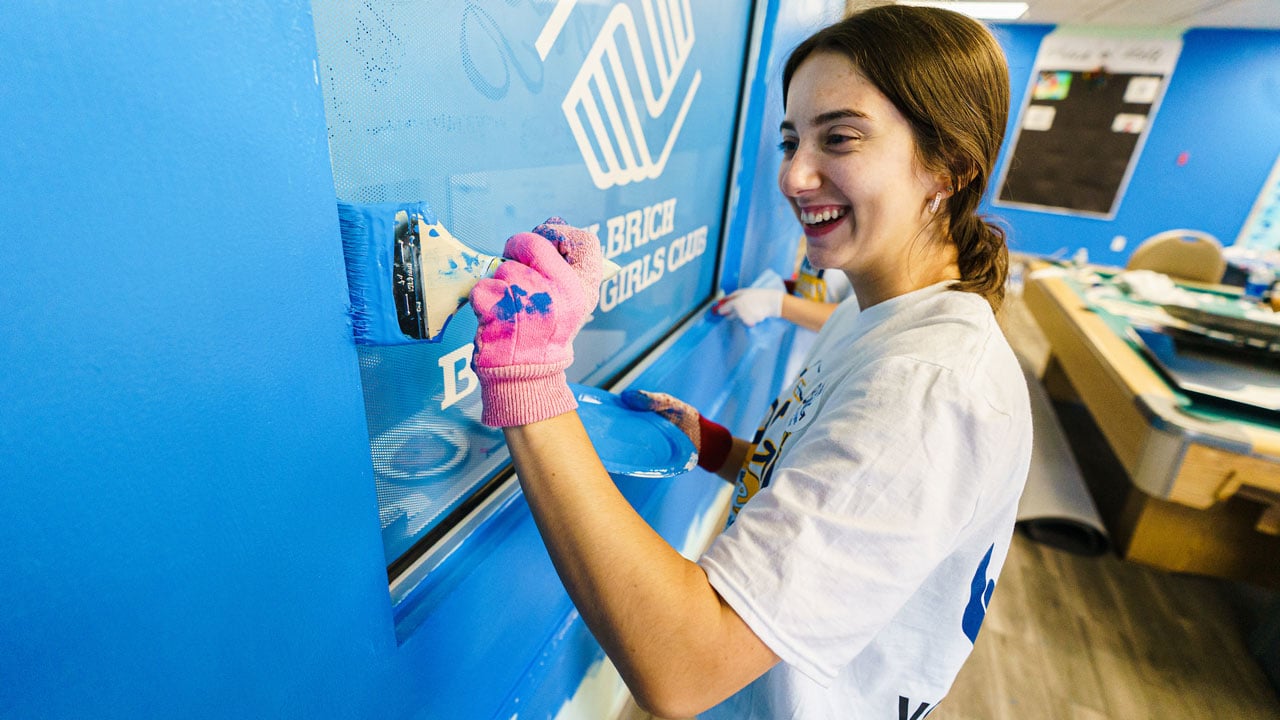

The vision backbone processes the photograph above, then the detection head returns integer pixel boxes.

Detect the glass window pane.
[311,0,754,569]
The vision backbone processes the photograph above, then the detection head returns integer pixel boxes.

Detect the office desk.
[1022,267,1280,586]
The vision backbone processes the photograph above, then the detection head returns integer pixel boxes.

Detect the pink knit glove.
[620,389,733,473]
[470,218,603,427]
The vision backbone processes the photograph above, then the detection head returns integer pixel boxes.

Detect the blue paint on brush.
[338,199,444,345]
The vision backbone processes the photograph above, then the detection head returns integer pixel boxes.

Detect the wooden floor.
[623,264,1280,719]
[935,265,1280,719]
[934,534,1280,720]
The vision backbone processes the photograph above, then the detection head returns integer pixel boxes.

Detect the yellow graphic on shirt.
[727,364,823,525]
[792,257,828,302]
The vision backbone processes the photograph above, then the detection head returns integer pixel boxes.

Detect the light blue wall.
[984,24,1280,265]
[0,2,395,717]
[0,1,831,718]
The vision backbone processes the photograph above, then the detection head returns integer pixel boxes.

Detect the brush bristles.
[337,202,374,341]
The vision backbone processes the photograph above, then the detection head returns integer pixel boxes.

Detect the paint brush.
[338,200,618,345]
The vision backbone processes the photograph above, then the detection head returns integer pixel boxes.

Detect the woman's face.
[778,51,949,299]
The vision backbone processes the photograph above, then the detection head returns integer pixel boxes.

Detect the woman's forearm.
[718,437,752,483]
[779,294,837,332]
[502,413,777,716]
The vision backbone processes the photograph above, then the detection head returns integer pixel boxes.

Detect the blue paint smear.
[494,286,529,322]
[527,292,552,314]
[619,389,654,411]
[491,286,553,321]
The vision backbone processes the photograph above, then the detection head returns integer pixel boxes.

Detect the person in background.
[467,5,1031,718]
[717,241,857,385]
[716,240,855,332]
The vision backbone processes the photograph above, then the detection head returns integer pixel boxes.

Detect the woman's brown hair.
[782,4,1012,310]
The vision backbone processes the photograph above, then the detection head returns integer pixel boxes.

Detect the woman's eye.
[777,138,798,155]
[825,133,856,149]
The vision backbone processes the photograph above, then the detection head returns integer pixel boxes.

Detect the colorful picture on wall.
[1032,70,1073,100]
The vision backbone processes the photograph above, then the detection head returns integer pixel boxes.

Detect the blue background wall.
[985,24,1280,266]
[0,2,395,717]
[0,1,821,718]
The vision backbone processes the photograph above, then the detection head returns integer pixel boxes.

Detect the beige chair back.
[1126,229,1226,283]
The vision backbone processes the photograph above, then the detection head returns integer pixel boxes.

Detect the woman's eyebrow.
[779,108,869,133]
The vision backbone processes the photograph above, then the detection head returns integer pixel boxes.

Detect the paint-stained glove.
[620,389,733,473]
[714,287,784,327]
[471,218,602,427]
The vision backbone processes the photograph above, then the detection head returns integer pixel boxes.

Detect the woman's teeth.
[800,207,848,226]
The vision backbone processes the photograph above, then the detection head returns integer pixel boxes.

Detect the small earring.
[929,191,943,214]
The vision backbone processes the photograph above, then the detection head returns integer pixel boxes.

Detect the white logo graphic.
[537,0,702,189]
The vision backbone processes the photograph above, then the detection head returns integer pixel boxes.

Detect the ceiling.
[1001,0,1280,29]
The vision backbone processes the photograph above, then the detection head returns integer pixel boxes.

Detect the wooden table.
[1022,266,1280,586]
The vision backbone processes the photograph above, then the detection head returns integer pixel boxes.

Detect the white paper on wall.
[1111,113,1147,133]
[1023,104,1057,131]
[1123,76,1162,103]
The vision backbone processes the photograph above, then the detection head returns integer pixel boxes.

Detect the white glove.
[715,287,784,327]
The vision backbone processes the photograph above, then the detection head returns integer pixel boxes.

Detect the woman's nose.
[778,148,820,197]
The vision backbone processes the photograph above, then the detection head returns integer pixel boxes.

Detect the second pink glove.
[470,218,603,427]
[620,389,734,473]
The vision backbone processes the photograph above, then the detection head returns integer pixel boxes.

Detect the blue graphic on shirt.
[898,696,935,720]
[962,544,996,644]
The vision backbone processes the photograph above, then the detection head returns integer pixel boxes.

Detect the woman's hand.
[470,218,602,427]
[621,389,747,481]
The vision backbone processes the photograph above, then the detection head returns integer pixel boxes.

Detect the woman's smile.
[798,205,850,238]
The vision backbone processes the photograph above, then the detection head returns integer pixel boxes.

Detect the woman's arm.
[503,413,779,718]
[718,437,752,483]
[780,294,838,332]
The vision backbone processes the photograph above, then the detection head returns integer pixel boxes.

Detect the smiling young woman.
[780,5,1013,313]
[466,5,1032,719]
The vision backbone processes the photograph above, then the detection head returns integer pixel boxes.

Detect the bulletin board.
[310,0,753,571]
[994,32,1182,219]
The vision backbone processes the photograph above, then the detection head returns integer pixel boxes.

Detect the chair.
[1126,229,1227,283]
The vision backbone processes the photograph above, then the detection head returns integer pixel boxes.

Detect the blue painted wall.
[0,2,395,717]
[985,24,1280,265]
[0,1,833,718]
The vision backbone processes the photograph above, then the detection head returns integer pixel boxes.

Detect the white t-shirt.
[698,282,1032,719]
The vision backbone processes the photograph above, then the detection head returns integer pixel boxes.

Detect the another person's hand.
[621,389,733,473]
[471,218,602,427]
[714,287,784,327]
